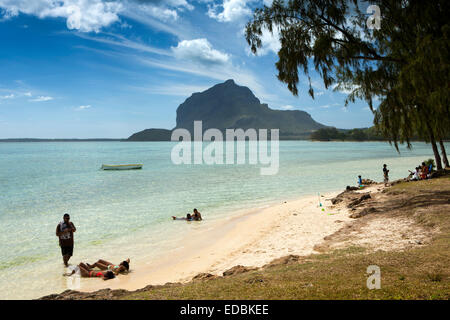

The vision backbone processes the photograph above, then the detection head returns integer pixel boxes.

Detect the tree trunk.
[427,124,442,170]
[439,139,449,168]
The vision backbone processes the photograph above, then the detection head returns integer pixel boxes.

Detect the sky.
[0,0,377,139]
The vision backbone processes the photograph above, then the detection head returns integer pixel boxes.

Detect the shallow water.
[0,141,443,299]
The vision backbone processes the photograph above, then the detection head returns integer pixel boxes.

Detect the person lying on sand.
[63,263,115,280]
[172,213,193,221]
[86,258,130,275]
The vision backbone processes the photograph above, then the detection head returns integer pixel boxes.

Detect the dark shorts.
[61,246,73,257]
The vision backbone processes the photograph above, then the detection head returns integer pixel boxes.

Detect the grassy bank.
[120,176,449,300]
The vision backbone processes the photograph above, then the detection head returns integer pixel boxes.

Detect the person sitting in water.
[172,213,193,221]
[63,262,115,280]
[86,258,130,275]
[192,208,202,221]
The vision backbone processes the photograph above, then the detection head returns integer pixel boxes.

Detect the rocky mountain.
[128,79,326,141]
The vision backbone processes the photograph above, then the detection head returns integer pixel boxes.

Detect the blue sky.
[0,0,376,139]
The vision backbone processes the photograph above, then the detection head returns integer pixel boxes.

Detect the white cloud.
[246,26,281,56]
[135,3,179,21]
[320,103,340,109]
[172,38,230,66]
[0,93,14,99]
[24,92,32,97]
[29,96,53,102]
[259,27,281,55]
[76,104,91,110]
[0,0,123,32]
[0,0,192,32]
[74,32,171,56]
[332,83,360,95]
[139,55,276,103]
[207,0,253,22]
[280,105,295,110]
[0,6,18,20]
[121,8,186,38]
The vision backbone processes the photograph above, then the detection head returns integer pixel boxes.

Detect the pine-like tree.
[245,0,450,169]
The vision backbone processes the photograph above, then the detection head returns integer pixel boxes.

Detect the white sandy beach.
[78,188,360,293]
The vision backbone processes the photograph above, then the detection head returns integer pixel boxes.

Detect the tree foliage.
[310,126,384,141]
[246,0,450,168]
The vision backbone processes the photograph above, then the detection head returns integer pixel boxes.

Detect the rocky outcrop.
[222,265,257,277]
[347,194,372,208]
[263,255,301,268]
[192,273,218,281]
[349,207,378,218]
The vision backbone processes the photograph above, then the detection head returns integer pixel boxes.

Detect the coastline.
[41,171,450,300]
[74,188,357,294]
[2,141,439,300]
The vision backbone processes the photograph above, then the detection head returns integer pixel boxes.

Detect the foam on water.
[0,141,443,299]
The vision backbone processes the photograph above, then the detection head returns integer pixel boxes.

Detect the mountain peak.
[128,80,326,141]
[175,80,325,138]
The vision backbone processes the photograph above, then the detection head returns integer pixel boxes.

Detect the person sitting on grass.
[63,263,115,280]
[86,258,130,275]
[421,162,429,179]
[409,167,420,181]
[358,175,364,187]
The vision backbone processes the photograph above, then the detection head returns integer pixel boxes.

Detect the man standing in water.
[56,213,76,267]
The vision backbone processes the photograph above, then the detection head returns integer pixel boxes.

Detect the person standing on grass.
[56,213,76,267]
[383,164,390,186]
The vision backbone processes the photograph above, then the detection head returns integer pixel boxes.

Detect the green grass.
[120,177,450,300]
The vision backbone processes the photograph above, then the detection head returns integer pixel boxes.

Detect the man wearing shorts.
[56,213,76,267]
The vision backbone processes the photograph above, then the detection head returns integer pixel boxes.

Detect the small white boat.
[101,164,143,170]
